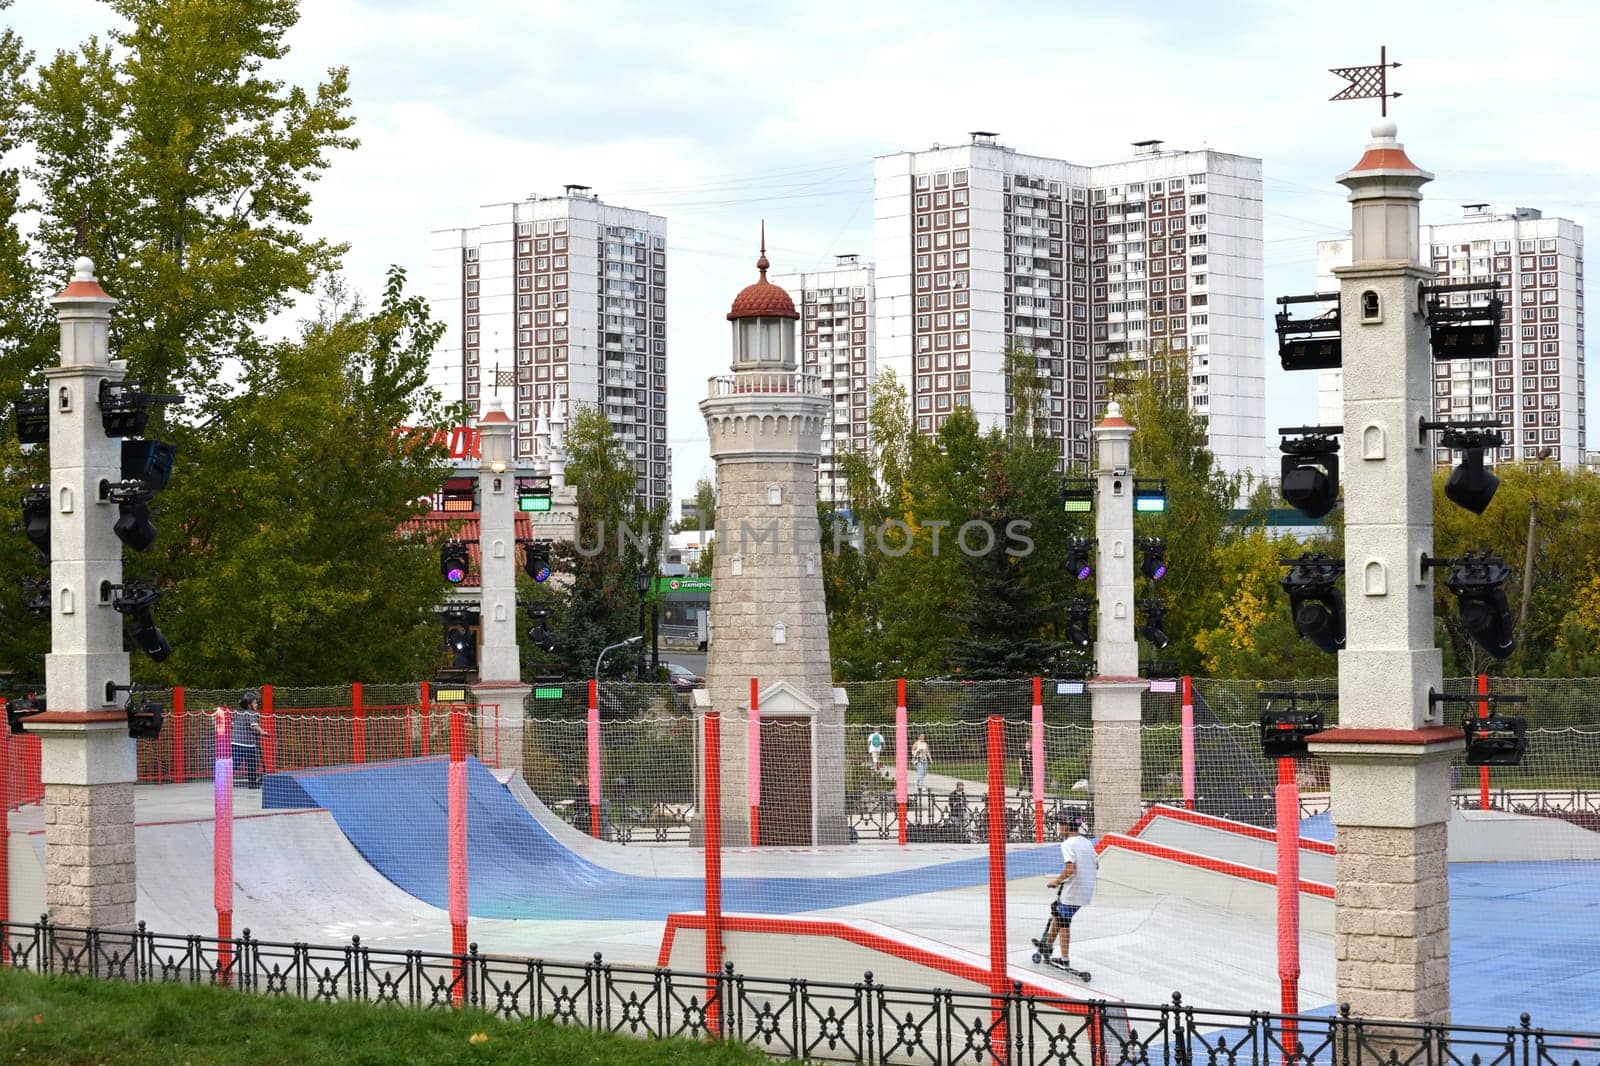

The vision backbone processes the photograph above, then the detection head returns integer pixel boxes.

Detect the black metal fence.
[5,918,1597,1066]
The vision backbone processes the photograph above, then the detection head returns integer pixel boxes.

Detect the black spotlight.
[1444,552,1515,660]
[1064,599,1092,647]
[111,583,172,662]
[524,540,551,583]
[126,695,164,740]
[1138,538,1167,581]
[440,540,470,584]
[21,485,50,558]
[1279,552,1345,654]
[1137,599,1171,650]
[1444,442,1500,515]
[1279,427,1341,519]
[6,694,46,734]
[22,577,49,617]
[526,607,557,654]
[14,386,48,445]
[1067,538,1093,581]
[108,486,158,551]
[444,622,477,669]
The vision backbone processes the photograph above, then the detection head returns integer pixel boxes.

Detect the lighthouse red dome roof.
[727,224,799,321]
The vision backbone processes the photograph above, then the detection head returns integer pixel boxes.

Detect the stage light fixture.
[1137,599,1171,650]
[524,540,552,583]
[14,387,48,444]
[110,583,172,662]
[1275,292,1341,371]
[1425,281,1503,361]
[526,606,557,653]
[21,485,50,558]
[1443,552,1515,660]
[1279,552,1346,654]
[1061,480,1094,515]
[6,694,45,734]
[1138,538,1167,581]
[1278,427,1342,519]
[126,695,164,740]
[1064,599,1092,647]
[440,540,470,584]
[1067,538,1093,581]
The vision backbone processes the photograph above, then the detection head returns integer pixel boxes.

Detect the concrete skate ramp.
[1128,805,1336,883]
[264,756,1059,920]
[6,817,46,924]
[658,912,1117,1005]
[135,808,450,946]
[1447,807,1600,862]
[1095,832,1335,935]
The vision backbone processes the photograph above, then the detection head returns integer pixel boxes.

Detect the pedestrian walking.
[912,732,931,791]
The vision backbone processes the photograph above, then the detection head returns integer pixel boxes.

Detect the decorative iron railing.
[4,919,1596,1066]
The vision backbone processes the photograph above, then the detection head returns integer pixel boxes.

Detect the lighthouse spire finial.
[757,220,769,278]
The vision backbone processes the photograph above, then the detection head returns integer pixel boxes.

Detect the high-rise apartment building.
[429,187,672,506]
[771,254,876,504]
[873,133,1266,481]
[1317,205,1586,466]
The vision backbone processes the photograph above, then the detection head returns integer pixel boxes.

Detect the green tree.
[525,406,659,683]
[23,0,356,398]
[1190,529,1342,680]
[1431,460,1600,677]
[1111,347,1241,674]
[675,475,716,533]
[140,268,456,686]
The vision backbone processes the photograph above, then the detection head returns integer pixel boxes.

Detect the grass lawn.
[0,968,786,1065]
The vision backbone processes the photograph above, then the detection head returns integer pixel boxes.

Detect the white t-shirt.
[1059,833,1098,906]
[868,732,884,753]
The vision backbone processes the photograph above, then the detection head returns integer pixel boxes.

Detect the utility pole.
[1518,496,1537,649]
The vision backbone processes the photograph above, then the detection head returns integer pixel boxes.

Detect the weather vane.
[1329,45,1402,116]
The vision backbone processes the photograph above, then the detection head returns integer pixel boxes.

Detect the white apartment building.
[771,255,876,504]
[873,133,1266,481]
[1317,206,1586,466]
[429,187,672,506]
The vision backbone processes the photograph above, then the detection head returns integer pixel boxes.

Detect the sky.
[8,0,1599,511]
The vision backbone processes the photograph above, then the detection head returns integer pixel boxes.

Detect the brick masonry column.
[1313,733,1457,1022]
[1308,123,1461,1025]
[32,717,137,930]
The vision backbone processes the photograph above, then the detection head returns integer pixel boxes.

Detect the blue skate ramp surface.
[265,756,1056,920]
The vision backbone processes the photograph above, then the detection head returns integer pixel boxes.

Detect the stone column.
[1087,401,1147,835]
[471,396,529,774]
[1307,121,1461,1025]
[700,242,841,845]
[34,258,138,931]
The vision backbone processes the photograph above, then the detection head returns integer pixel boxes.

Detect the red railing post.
[419,681,431,757]
[587,680,602,838]
[1031,676,1045,844]
[1181,676,1196,810]
[171,687,186,784]
[986,715,1009,1057]
[748,678,761,847]
[352,681,366,764]
[215,708,234,984]
[260,685,276,775]
[704,709,724,1038]
[1,720,10,959]
[895,678,908,847]
[1276,756,1301,1064]
[448,705,468,1006]
[1477,674,1491,810]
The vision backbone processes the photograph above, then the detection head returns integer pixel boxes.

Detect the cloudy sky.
[10,0,1598,507]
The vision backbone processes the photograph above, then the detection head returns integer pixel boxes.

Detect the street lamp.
[595,635,643,692]
[636,568,651,679]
